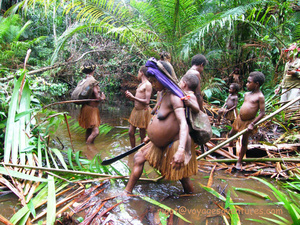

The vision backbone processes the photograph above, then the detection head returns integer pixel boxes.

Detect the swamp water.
[0,101,292,224]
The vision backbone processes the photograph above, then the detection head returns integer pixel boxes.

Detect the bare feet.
[235,162,242,170]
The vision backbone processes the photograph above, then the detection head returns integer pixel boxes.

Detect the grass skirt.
[232,115,257,133]
[140,140,197,180]
[128,107,152,129]
[78,104,101,129]
[225,108,238,122]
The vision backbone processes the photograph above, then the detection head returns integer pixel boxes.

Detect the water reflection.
[84,144,100,160]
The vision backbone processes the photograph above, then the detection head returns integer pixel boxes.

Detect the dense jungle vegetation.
[0,0,300,224]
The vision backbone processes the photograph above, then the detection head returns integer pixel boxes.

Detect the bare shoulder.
[258,91,265,101]
[229,94,238,100]
[145,80,152,89]
[169,92,184,109]
[186,69,200,79]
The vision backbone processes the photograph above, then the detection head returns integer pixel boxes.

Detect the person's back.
[78,60,105,144]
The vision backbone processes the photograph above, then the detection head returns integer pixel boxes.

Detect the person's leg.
[139,128,146,144]
[227,128,238,155]
[280,89,288,103]
[288,88,300,105]
[180,177,194,194]
[217,109,223,123]
[86,126,99,144]
[236,132,250,170]
[128,124,136,148]
[85,128,92,141]
[125,151,146,193]
[228,128,237,147]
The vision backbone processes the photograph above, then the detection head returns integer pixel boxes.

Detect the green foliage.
[248,177,300,224]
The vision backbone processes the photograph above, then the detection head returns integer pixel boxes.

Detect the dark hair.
[230,83,240,92]
[191,54,208,66]
[182,73,199,92]
[160,51,171,61]
[159,60,173,76]
[145,60,173,79]
[80,60,96,74]
[249,71,265,86]
[139,65,148,75]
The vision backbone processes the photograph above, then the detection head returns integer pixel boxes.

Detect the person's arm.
[93,85,105,101]
[170,95,188,170]
[287,70,300,79]
[183,95,200,113]
[248,94,265,131]
[125,83,152,105]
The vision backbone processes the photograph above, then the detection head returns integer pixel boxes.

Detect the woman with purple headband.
[124,58,197,194]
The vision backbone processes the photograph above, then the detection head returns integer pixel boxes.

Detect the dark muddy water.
[0,101,292,224]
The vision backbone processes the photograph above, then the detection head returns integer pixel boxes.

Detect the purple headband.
[145,58,184,98]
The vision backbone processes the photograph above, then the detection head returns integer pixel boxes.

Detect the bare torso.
[239,91,263,121]
[134,81,151,110]
[226,94,238,109]
[147,91,181,147]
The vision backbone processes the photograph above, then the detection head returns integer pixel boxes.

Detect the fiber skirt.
[128,107,152,129]
[225,108,238,122]
[140,140,197,180]
[78,104,101,129]
[232,115,257,133]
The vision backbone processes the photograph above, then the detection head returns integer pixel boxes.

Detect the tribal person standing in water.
[125,66,153,148]
[78,61,106,144]
[124,58,197,194]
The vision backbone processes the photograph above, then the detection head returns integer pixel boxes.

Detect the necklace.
[155,89,167,114]
[150,89,167,124]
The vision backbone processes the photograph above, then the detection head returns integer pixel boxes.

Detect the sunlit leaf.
[233,187,271,200]
[46,175,56,225]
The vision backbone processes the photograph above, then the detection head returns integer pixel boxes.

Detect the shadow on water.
[0,101,292,224]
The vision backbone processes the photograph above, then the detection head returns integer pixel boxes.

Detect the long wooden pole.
[197,95,300,160]
[207,158,300,163]
[42,99,100,109]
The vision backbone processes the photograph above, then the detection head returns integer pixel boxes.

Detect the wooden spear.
[197,95,300,160]
[42,99,100,109]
